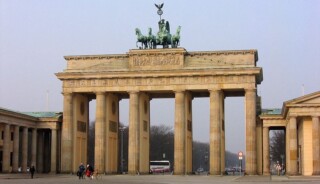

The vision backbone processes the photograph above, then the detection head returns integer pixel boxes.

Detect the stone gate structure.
[55,48,263,175]
[1,47,319,175]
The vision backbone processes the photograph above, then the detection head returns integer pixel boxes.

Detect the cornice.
[128,48,186,56]
[187,49,258,59]
[286,104,320,108]
[64,54,128,61]
[0,108,38,122]
[259,114,283,120]
[56,67,262,80]
[63,49,258,61]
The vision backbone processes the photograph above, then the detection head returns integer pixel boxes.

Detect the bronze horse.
[171,26,181,48]
[135,28,148,49]
[147,28,157,49]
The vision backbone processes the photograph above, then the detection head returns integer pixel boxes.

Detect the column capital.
[95,91,105,95]
[62,92,73,96]
[262,126,270,129]
[245,88,257,93]
[51,128,58,131]
[127,90,139,94]
[208,88,221,93]
[312,115,320,119]
[173,89,185,93]
[289,114,298,118]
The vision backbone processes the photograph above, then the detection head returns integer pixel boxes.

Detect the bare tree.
[270,130,285,164]
[150,125,174,168]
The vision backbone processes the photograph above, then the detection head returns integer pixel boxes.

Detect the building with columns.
[0,108,62,173]
[260,91,320,176]
[1,47,319,176]
[55,48,263,175]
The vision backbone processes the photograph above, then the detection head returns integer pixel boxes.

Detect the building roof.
[22,112,62,118]
[0,107,62,119]
[261,108,282,115]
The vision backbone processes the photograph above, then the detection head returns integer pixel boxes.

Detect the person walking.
[86,164,94,179]
[30,165,36,179]
[78,163,85,179]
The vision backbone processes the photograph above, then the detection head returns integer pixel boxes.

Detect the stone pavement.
[1,174,320,184]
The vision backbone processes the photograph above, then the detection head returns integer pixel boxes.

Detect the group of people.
[78,163,94,179]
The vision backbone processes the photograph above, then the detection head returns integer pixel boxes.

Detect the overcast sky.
[1,0,319,154]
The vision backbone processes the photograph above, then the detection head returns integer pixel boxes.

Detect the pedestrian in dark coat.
[30,165,36,179]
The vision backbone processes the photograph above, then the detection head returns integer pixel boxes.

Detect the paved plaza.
[1,174,320,184]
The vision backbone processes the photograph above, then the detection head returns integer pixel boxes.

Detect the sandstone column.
[256,119,263,175]
[51,129,57,173]
[61,92,73,173]
[2,124,10,172]
[262,127,270,175]
[22,127,28,172]
[245,88,257,175]
[12,125,20,172]
[288,116,298,175]
[312,116,320,175]
[31,128,37,167]
[174,90,186,175]
[185,92,193,174]
[209,89,221,175]
[37,131,44,173]
[95,92,106,173]
[128,91,139,174]
[138,93,150,174]
[220,93,225,174]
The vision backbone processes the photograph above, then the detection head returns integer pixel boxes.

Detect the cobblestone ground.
[1,174,320,184]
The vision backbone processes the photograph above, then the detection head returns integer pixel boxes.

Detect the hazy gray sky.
[1,0,319,153]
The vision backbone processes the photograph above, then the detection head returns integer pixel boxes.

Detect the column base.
[287,172,298,176]
[210,171,222,175]
[173,171,186,175]
[245,171,257,175]
[312,171,320,175]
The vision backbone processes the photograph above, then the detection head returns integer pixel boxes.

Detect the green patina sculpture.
[135,3,181,49]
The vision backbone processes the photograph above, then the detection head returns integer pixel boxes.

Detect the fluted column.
[128,91,139,174]
[95,92,106,173]
[262,127,270,175]
[51,129,57,173]
[174,90,185,175]
[31,128,37,167]
[245,88,257,175]
[312,116,320,175]
[22,127,28,172]
[209,89,221,175]
[61,92,73,173]
[288,116,298,175]
[2,124,10,172]
[12,125,20,172]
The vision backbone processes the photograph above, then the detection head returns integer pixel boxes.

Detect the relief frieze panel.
[131,55,181,67]
[128,49,185,70]
[63,75,254,88]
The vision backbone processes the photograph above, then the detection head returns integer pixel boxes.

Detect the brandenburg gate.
[56,48,263,175]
